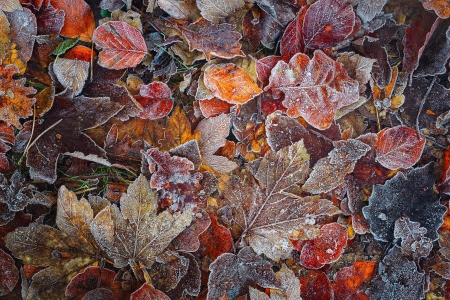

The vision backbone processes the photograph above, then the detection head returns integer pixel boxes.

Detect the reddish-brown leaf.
[204,63,262,105]
[198,98,233,118]
[265,50,359,130]
[0,248,18,296]
[92,21,148,70]
[375,125,426,170]
[135,82,173,120]
[130,283,170,300]
[423,0,450,19]
[179,18,244,61]
[298,270,333,300]
[280,5,307,60]
[298,223,348,269]
[255,55,284,86]
[64,45,94,62]
[198,213,233,261]
[0,121,13,173]
[50,0,95,42]
[302,0,355,49]
[332,261,377,300]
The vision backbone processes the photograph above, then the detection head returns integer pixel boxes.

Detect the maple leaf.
[265,50,359,130]
[15,89,122,183]
[5,187,106,299]
[332,261,377,300]
[204,63,262,105]
[0,121,14,172]
[302,139,370,194]
[196,0,245,23]
[90,175,193,269]
[0,248,19,296]
[50,0,95,42]
[52,58,89,96]
[302,0,355,50]
[179,18,245,61]
[207,246,280,300]
[219,141,340,261]
[362,163,447,242]
[394,216,433,260]
[0,64,36,129]
[92,21,148,70]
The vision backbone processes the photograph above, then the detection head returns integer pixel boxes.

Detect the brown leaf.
[265,50,359,130]
[159,106,194,151]
[92,21,148,70]
[157,0,200,21]
[303,139,370,194]
[130,283,170,300]
[50,0,95,42]
[179,18,244,61]
[249,265,301,300]
[0,121,14,172]
[196,0,245,23]
[0,248,18,296]
[422,0,450,19]
[0,64,36,129]
[52,58,89,96]
[0,0,22,12]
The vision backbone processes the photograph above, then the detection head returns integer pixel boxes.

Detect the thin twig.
[18,104,36,165]
[20,119,63,161]
[416,76,437,139]
[131,5,162,33]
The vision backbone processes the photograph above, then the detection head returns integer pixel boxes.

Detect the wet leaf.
[50,0,95,42]
[91,175,193,269]
[375,125,426,170]
[92,21,148,70]
[362,163,447,242]
[303,139,370,194]
[207,246,280,300]
[204,63,262,105]
[302,0,355,49]
[265,50,359,130]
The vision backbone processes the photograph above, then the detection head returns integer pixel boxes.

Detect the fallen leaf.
[196,0,245,23]
[50,0,95,42]
[250,266,300,300]
[298,270,333,300]
[336,52,376,94]
[356,0,388,23]
[35,2,65,36]
[52,58,89,96]
[422,0,450,19]
[332,261,377,300]
[394,216,433,260]
[280,6,307,60]
[207,247,280,300]
[198,98,233,118]
[0,0,22,11]
[375,125,426,170]
[198,213,233,261]
[157,0,200,22]
[130,283,170,300]
[92,21,148,70]
[243,8,283,50]
[0,248,19,296]
[265,50,359,130]
[135,82,173,120]
[0,121,14,172]
[204,63,262,105]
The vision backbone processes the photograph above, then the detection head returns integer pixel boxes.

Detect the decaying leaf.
[394,216,433,260]
[265,50,359,130]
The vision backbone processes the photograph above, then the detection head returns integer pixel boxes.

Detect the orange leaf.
[92,21,148,70]
[422,0,450,19]
[64,45,93,62]
[204,63,262,104]
[332,261,377,300]
[50,0,95,42]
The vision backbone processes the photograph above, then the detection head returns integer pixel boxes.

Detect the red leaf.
[64,45,94,62]
[255,55,284,86]
[265,50,359,129]
[280,5,307,60]
[298,223,348,269]
[130,283,170,300]
[375,125,426,170]
[0,248,18,296]
[198,213,233,261]
[298,270,333,300]
[198,98,233,118]
[302,0,355,49]
[332,261,377,300]
[135,82,173,120]
[92,21,148,70]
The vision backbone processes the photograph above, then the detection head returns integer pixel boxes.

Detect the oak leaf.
[265,50,359,130]
[219,141,340,261]
[0,64,36,129]
[204,63,262,105]
[50,0,95,42]
[90,175,193,269]
[93,21,148,70]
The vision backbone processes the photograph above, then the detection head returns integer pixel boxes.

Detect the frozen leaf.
[35,3,65,36]
[220,141,340,260]
[356,0,388,23]
[173,212,211,252]
[52,58,89,96]
[64,45,93,61]
[50,0,95,42]
[243,8,282,50]
[255,55,284,86]
[196,0,245,23]
[336,52,376,94]
[103,124,143,169]
[92,21,148,70]
[53,39,78,57]
[82,63,142,121]
[375,125,426,170]
[204,63,262,105]
[198,213,233,261]
[0,11,10,61]
[0,121,14,172]
[369,247,424,300]
[423,0,450,19]
[265,50,359,130]
[303,139,370,194]
[179,18,244,61]
[207,246,280,300]
[280,6,307,60]
[157,0,200,21]
[0,170,34,214]
[298,223,348,269]
[135,82,173,120]
[91,175,193,269]
[362,163,447,242]
[430,262,450,280]
[198,98,233,118]
[394,216,433,260]
[195,113,237,173]
[100,0,125,11]
[65,267,123,299]
[251,266,301,300]
[255,0,297,27]
[130,283,170,300]
[15,89,121,183]
[0,248,18,296]
[302,0,355,49]
[298,270,333,300]
[0,64,36,129]
[0,0,22,11]
[332,261,377,300]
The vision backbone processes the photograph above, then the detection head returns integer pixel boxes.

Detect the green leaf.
[53,38,78,56]
[101,9,112,18]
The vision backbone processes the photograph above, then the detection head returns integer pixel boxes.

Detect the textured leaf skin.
[375,125,426,170]
[332,261,377,300]
[266,50,359,130]
[298,270,333,300]
[135,82,173,120]
[363,163,447,242]
[394,216,433,260]
[280,6,307,60]
[207,247,280,300]
[93,21,148,70]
